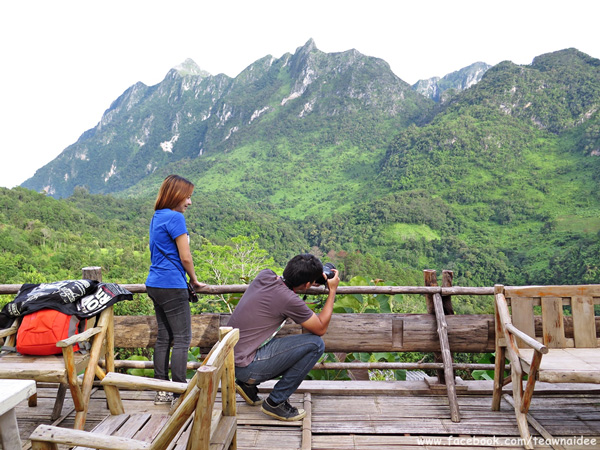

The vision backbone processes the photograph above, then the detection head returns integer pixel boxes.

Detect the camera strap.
[280,276,293,290]
[258,319,286,349]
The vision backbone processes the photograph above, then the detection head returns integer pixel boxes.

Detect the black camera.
[314,262,336,285]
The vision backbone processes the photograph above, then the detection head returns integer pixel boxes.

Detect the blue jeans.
[235,333,324,404]
[146,287,192,384]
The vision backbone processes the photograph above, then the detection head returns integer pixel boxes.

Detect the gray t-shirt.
[227,269,315,367]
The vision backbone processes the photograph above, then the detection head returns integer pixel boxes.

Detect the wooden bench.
[29,326,239,450]
[0,305,123,429]
[492,284,600,448]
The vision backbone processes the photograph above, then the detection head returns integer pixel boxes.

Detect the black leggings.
[146,287,192,383]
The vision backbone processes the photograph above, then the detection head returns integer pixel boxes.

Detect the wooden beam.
[441,270,455,315]
[424,270,445,383]
[301,393,312,450]
[505,284,600,298]
[112,314,497,353]
[63,283,497,297]
[433,293,460,422]
[101,359,506,371]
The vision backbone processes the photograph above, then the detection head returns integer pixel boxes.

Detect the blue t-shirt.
[145,209,189,289]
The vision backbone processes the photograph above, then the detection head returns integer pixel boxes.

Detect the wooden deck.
[12,380,600,450]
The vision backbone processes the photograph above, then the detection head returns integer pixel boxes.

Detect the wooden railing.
[6,267,598,425]
[0,267,499,373]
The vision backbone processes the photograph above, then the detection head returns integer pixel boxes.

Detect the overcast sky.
[1,0,598,189]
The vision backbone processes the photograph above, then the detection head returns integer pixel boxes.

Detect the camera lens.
[323,262,336,279]
[313,262,336,285]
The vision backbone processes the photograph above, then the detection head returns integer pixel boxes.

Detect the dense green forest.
[3,48,600,320]
[1,157,599,317]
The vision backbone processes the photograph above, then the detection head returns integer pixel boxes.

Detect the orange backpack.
[16,309,86,355]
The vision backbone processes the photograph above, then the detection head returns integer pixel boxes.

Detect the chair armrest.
[0,322,18,339]
[56,326,103,348]
[495,291,547,357]
[505,323,548,354]
[30,424,150,450]
[101,372,188,394]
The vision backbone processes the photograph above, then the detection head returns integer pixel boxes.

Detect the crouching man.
[227,253,339,421]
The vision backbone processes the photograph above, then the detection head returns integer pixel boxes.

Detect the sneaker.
[261,398,306,421]
[235,379,263,406]
[154,390,174,405]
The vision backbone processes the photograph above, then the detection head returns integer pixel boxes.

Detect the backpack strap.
[0,345,17,355]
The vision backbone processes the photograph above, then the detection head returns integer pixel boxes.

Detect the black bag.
[0,281,133,329]
[187,282,198,303]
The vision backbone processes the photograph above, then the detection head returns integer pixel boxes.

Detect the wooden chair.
[492,284,600,448]
[0,306,123,429]
[29,327,239,450]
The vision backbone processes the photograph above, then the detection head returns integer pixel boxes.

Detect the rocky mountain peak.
[297,38,317,55]
[28,45,597,200]
[413,62,491,102]
[172,58,211,78]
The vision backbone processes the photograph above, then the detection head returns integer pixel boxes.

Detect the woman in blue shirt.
[146,174,205,404]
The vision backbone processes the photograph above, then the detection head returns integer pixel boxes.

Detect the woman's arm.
[175,234,206,289]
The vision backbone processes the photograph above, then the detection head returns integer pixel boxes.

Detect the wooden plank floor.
[10,381,600,450]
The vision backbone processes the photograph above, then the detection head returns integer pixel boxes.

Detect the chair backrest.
[149,327,239,450]
[0,317,20,349]
[503,285,600,348]
[187,327,238,449]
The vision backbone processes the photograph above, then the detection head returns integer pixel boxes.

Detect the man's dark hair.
[282,254,323,289]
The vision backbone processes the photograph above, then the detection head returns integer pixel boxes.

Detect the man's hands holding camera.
[325,269,339,291]
[312,262,339,290]
[299,260,340,336]
[322,263,339,291]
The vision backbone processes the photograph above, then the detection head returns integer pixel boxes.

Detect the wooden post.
[441,270,457,390]
[433,293,460,422]
[82,266,102,282]
[79,266,124,423]
[492,284,505,411]
[301,393,312,450]
[424,270,444,382]
[441,270,455,315]
[423,270,437,315]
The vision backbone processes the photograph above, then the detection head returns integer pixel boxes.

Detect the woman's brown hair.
[154,175,195,211]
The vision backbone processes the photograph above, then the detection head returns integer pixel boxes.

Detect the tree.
[193,235,278,312]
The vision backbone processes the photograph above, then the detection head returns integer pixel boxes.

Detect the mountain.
[412,62,491,102]
[14,45,600,288]
[378,48,600,283]
[22,39,432,199]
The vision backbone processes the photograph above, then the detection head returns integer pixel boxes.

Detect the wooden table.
[0,379,36,450]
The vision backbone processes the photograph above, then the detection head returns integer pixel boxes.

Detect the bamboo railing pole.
[424,270,445,382]
[433,293,460,422]
[301,393,312,450]
[99,359,506,371]
[0,284,496,296]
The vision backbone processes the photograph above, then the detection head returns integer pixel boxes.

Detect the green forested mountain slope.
[7,47,600,291]
[0,187,151,284]
[378,48,600,284]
